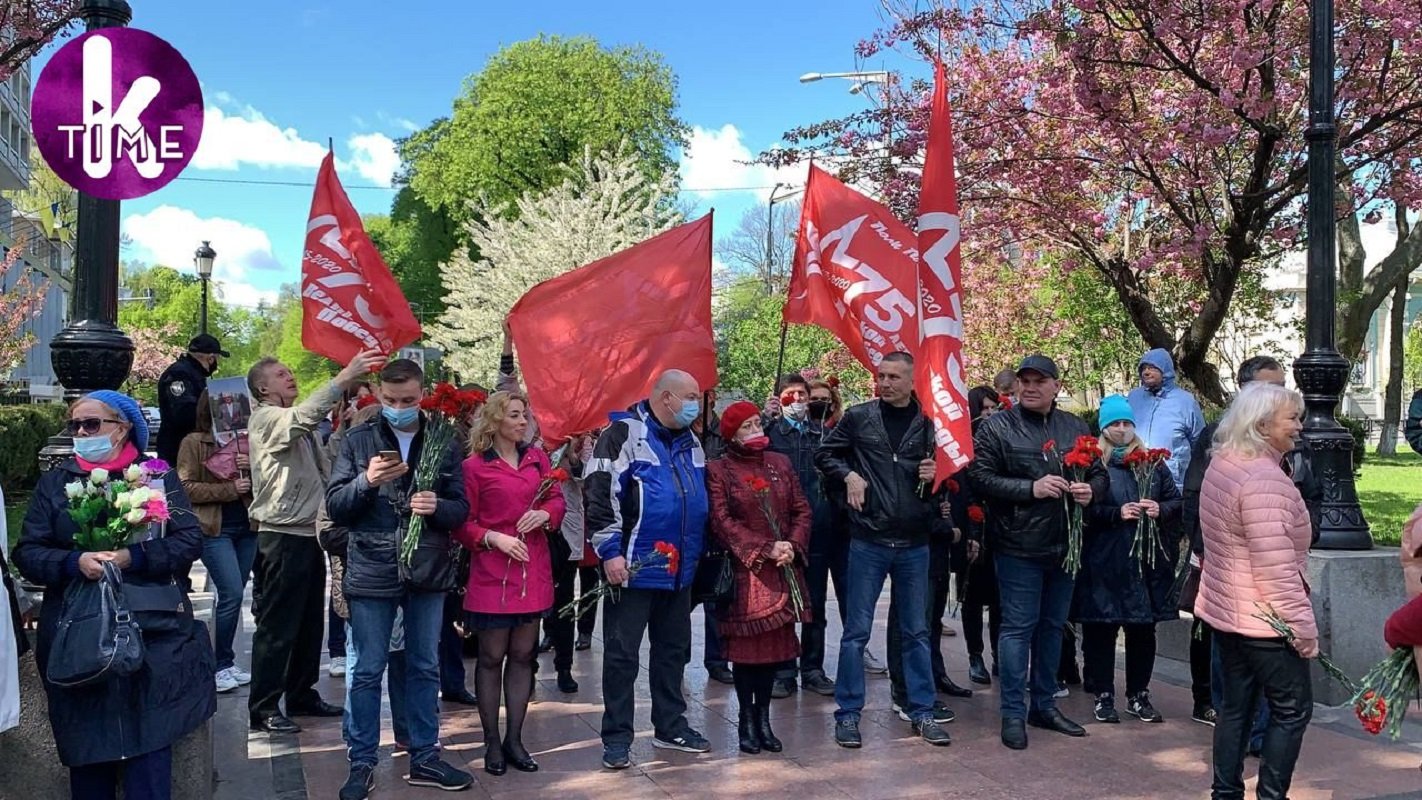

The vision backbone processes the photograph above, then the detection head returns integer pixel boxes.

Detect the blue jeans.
[833,538,934,723]
[995,552,1075,719]
[346,592,443,768]
[200,524,259,671]
[342,625,410,746]
[1212,636,1269,751]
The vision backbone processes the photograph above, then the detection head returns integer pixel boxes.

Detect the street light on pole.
[801,69,895,177]
[194,240,215,335]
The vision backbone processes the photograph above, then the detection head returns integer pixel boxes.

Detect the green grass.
[1357,450,1422,546]
[5,492,26,552]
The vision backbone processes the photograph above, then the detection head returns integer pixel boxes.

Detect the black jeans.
[797,520,849,678]
[1191,618,1214,707]
[962,601,1001,660]
[438,590,469,694]
[548,557,583,673]
[577,566,600,638]
[601,586,693,747]
[1212,632,1313,800]
[69,745,171,800]
[248,532,327,717]
[1081,622,1156,697]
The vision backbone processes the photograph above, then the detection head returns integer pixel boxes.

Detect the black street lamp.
[1292,0,1371,549]
[40,0,135,469]
[194,240,215,334]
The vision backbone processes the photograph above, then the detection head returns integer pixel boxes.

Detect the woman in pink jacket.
[456,391,566,777]
[1194,382,1316,800]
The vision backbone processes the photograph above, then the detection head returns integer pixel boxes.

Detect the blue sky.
[33,0,907,309]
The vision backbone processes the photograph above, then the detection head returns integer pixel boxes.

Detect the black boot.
[755,703,783,753]
[969,654,991,686]
[738,708,761,754]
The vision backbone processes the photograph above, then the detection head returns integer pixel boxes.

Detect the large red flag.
[507,214,717,445]
[301,152,421,362]
[784,165,920,371]
[915,60,973,482]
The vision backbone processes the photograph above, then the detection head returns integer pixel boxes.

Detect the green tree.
[365,188,462,321]
[406,36,687,223]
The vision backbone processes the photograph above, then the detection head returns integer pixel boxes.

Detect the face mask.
[738,434,770,451]
[382,405,420,429]
[579,439,595,464]
[807,400,831,420]
[73,433,119,462]
[670,398,700,429]
[785,401,808,419]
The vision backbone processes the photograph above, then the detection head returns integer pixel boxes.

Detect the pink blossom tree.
[0,2,80,83]
[0,245,49,372]
[764,0,1422,403]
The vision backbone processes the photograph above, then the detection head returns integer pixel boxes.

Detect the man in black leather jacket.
[326,359,471,797]
[815,352,952,749]
[967,355,1108,751]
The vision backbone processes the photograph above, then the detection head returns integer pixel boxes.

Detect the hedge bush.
[0,404,67,490]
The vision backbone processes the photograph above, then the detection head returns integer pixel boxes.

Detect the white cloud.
[121,205,281,308]
[191,98,401,186]
[346,132,400,187]
[678,124,808,201]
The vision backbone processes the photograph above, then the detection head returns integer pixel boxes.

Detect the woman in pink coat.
[1194,382,1316,800]
[456,391,566,777]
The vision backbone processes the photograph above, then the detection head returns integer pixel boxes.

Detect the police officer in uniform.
[156,333,229,464]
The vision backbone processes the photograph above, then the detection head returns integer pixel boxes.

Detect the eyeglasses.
[65,417,123,436]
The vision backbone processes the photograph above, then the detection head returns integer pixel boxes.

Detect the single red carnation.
[1042,439,1056,454]
[746,476,771,493]
[549,467,571,483]
[947,478,960,494]
[967,505,986,523]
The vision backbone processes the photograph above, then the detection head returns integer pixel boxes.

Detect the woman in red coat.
[456,391,566,776]
[707,401,812,756]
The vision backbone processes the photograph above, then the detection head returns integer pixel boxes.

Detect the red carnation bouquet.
[1059,436,1102,576]
[557,541,678,621]
[1123,447,1172,571]
[1349,646,1418,738]
[747,475,807,617]
[399,383,486,565]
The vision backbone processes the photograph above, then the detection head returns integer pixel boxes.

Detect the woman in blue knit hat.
[1069,394,1182,727]
[13,390,216,800]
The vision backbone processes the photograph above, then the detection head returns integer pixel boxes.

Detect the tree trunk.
[1378,275,1408,456]
[1339,202,1422,361]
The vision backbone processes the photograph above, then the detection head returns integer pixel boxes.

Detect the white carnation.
[64,481,84,499]
[89,468,110,485]
[124,508,147,525]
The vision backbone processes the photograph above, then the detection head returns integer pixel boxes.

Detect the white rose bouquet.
[64,459,173,551]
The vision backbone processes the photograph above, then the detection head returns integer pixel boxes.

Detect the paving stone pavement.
[212,587,1422,800]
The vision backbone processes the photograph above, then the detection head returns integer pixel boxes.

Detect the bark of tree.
[1339,202,1422,361]
[1378,207,1414,456]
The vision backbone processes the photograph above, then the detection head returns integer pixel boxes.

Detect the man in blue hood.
[1127,349,1205,490]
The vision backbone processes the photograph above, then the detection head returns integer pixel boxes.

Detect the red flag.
[784,165,919,371]
[300,152,421,363]
[507,214,718,445]
[915,60,973,481]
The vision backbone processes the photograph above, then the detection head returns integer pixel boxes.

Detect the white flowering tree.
[428,145,680,381]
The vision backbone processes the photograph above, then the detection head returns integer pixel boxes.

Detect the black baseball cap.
[1016,354,1059,380]
[188,333,230,358]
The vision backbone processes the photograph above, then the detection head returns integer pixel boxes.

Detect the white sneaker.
[1054,682,1070,699]
[215,668,239,693]
[328,656,347,677]
[863,649,889,675]
[228,666,252,686]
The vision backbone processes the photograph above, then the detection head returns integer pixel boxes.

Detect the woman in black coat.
[953,386,1002,686]
[13,391,215,800]
[1070,395,1181,726]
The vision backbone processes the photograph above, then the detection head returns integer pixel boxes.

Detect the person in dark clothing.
[967,355,1109,751]
[691,398,733,684]
[156,334,228,464]
[815,352,953,750]
[765,373,843,698]
[1405,387,1422,456]
[956,386,1003,685]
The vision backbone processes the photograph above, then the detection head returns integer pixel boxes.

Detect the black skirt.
[466,610,546,631]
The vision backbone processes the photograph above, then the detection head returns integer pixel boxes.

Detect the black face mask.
[807,400,832,420]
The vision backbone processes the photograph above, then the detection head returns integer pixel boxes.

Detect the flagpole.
[772,320,789,398]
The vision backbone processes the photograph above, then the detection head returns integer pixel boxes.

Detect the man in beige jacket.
[246,349,383,734]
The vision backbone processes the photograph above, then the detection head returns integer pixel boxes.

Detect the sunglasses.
[65,417,123,436]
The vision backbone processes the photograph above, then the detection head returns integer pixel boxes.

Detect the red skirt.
[719,620,800,665]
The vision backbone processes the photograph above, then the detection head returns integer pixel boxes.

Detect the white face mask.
[785,401,808,419]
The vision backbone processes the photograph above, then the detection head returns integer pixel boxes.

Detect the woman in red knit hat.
[706,400,813,756]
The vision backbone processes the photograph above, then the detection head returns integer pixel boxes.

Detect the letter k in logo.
[83,34,162,180]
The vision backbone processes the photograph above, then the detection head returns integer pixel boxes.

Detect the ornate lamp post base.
[39,320,135,470]
[1294,349,1371,549]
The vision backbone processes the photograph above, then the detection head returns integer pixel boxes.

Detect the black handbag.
[692,547,735,606]
[46,562,145,688]
[125,579,193,636]
[397,524,461,593]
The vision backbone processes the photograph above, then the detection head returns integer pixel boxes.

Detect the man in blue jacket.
[1127,349,1205,490]
[586,369,711,770]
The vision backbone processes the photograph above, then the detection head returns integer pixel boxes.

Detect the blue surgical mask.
[672,398,700,429]
[382,405,420,430]
[73,434,119,462]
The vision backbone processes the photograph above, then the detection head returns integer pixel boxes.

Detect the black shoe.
[968,655,991,686]
[914,718,952,746]
[1028,708,1087,737]
[339,764,375,800]
[408,757,474,789]
[483,749,507,777]
[249,713,301,734]
[738,709,761,754]
[771,678,795,699]
[441,688,479,706]
[602,744,631,770]
[1093,693,1120,724]
[575,633,592,651]
[707,664,735,684]
[893,701,955,724]
[755,705,783,752]
[835,717,862,748]
[538,634,554,653]
[503,743,538,772]
[1001,718,1028,750]
[1127,691,1163,723]
[556,670,579,694]
[287,700,342,718]
[802,671,836,696]
[1191,703,1218,727]
[652,728,711,753]
[935,675,973,698]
